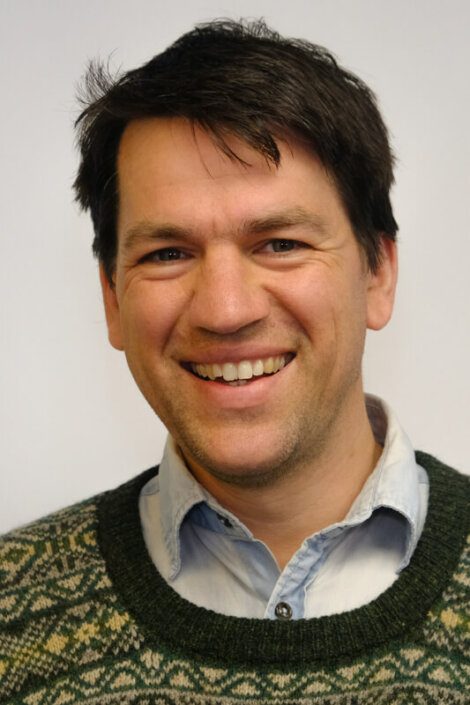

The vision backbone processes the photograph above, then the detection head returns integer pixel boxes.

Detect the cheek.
[119,282,185,354]
[270,267,368,347]
[270,270,338,335]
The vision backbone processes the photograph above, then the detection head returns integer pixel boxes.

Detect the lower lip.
[186,361,294,410]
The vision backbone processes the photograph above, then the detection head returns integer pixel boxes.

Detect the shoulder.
[0,467,159,623]
[416,450,470,495]
[415,451,469,559]
[0,495,107,628]
[0,477,154,699]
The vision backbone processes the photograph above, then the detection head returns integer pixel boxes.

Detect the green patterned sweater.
[0,452,468,704]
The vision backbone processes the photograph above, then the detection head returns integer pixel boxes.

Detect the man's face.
[102,117,396,486]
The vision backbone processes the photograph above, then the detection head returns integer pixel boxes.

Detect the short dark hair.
[74,19,397,281]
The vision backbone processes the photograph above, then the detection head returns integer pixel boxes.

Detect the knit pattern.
[0,455,468,704]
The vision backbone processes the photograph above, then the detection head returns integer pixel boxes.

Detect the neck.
[186,395,381,570]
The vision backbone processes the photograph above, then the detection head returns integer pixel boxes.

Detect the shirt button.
[274,601,293,621]
[216,513,232,528]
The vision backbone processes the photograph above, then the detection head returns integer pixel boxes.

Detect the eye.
[262,239,307,254]
[269,239,296,253]
[141,247,188,263]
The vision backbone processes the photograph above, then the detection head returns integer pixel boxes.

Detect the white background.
[1,0,469,533]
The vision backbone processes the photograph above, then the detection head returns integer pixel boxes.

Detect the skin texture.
[101,117,397,565]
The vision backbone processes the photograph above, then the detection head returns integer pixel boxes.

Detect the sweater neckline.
[98,451,468,667]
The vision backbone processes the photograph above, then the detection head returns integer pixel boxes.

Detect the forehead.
[118,117,271,180]
[116,117,350,239]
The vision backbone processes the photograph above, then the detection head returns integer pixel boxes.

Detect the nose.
[188,245,270,334]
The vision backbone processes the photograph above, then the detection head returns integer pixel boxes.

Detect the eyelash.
[141,247,188,263]
[262,239,303,253]
[140,239,307,264]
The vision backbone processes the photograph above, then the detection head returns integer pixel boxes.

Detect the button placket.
[265,536,327,620]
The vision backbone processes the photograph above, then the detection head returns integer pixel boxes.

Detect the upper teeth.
[191,356,288,381]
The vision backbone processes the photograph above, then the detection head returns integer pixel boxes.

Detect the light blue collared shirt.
[139,396,429,618]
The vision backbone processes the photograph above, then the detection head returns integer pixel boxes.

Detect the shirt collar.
[345,395,425,569]
[145,437,248,578]
[152,395,425,577]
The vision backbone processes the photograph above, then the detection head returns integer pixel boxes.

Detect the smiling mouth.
[183,354,295,386]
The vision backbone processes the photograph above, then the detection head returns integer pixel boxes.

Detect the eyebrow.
[247,208,329,237]
[121,222,192,253]
[121,207,329,253]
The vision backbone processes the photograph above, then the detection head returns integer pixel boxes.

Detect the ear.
[99,264,124,350]
[366,236,398,331]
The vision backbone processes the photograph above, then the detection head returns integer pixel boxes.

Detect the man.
[0,19,468,704]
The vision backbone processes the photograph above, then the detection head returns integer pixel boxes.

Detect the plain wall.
[1,0,469,533]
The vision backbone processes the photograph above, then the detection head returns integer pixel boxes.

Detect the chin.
[180,433,302,488]
[207,463,290,489]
